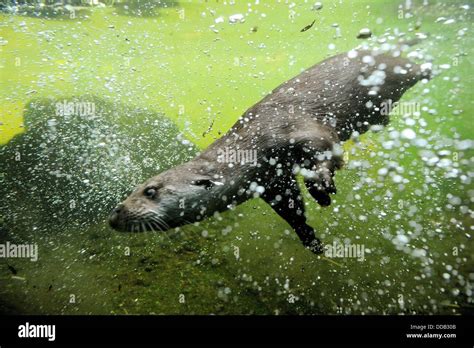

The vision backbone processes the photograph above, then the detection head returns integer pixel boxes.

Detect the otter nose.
[113,204,124,214]
[109,204,124,229]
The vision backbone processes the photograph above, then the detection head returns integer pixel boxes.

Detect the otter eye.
[192,179,224,190]
[192,179,214,190]
[193,179,211,186]
[144,187,157,199]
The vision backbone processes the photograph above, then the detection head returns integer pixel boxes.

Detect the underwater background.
[0,0,473,314]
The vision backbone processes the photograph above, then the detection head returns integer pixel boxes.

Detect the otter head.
[108,163,224,233]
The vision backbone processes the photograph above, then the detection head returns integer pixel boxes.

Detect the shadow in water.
[113,0,178,18]
[0,1,92,20]
[0,95,197,232]
[1,0,179,19]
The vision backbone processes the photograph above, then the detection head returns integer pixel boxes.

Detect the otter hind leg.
[262,177,324,254]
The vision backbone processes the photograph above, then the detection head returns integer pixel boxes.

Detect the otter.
[109,46,431,254]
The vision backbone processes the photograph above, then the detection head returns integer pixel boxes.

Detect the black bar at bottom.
[0,315,472,346]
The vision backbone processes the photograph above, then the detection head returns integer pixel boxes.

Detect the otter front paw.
[303,238,324,254]
[314,166,336,192]
[307,187,332,206]
[305,166,337,207]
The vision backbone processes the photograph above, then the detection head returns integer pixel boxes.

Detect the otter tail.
[397,35,433,80]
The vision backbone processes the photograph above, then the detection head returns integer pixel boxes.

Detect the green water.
[0,0,473,314]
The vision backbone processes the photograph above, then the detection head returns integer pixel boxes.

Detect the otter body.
[109,48,430,253]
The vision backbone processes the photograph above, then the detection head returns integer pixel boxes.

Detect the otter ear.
[193,179,224,190]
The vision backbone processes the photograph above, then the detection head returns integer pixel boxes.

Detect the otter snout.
[109,204,126,231]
